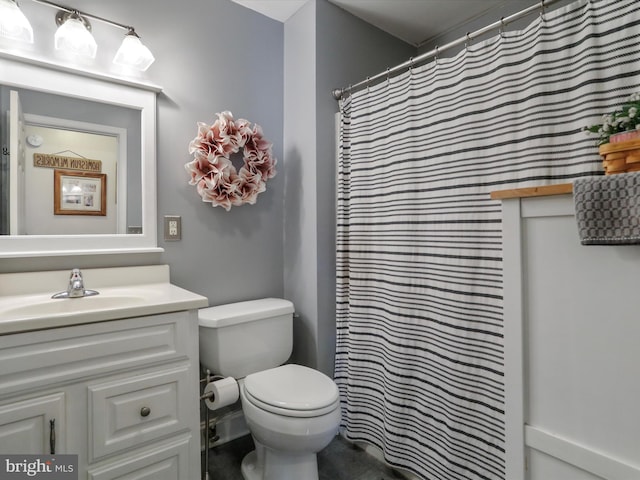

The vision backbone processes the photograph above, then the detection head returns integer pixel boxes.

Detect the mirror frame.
[0,54,162,257]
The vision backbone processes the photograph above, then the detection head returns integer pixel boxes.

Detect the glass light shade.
[0,0,34,43]
[54,17,97,58]
[113,33,155,71]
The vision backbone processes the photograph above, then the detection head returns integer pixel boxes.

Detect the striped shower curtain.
[334,1,640,479]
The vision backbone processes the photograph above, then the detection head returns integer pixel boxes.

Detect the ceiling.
[327,0,509,46]
[230,0,527,47]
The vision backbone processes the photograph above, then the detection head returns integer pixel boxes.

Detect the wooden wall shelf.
[490,183,573,200]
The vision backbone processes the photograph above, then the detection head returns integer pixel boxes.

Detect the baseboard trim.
[525,425,640,479]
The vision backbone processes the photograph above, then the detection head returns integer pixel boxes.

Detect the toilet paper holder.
[201,375,239,407]
[201,373,220,399]
[200,370,223,397]
[200,370,226,480]
[200,390,215,401]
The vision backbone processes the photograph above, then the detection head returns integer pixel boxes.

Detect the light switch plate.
[164,215,181,241]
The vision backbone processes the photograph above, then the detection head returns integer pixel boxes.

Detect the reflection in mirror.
[0,86,141,235]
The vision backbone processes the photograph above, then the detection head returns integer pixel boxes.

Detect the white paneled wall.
[502,192,640,480]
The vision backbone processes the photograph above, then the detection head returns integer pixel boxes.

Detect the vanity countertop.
[0,265,208,335]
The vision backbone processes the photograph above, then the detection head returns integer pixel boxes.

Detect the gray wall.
[148,0,286,304]
[315,1,415,375]
[284,2,319,369]
[2,0,414,379]
[284,0,415,374]
[1,0,286,306]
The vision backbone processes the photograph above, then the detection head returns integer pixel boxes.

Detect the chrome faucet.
[52,268,99,299]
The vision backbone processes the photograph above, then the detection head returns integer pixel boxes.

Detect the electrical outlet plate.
[164,215,181,241]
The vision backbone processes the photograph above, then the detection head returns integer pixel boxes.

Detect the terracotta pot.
[609,130,640,143]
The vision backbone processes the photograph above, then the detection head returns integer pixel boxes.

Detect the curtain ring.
[366,76,370,93]
[434,45,439,64]
[540,0,545,20]
[465,32,471,50]
[409,57,414,74]
[500,17,506,38]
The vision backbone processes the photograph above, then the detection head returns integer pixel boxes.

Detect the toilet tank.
[198,298,294,378]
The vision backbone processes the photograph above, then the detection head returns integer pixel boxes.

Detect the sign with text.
[0,455,77,480]
[34,154,102,173]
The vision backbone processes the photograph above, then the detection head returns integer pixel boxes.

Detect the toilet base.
[241,450,262,480]
[241,444,319,480]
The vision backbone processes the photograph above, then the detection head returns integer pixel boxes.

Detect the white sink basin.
[4,295,146,318]
[0,265,209,334]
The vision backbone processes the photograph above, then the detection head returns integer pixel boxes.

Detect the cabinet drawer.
[88,367,191,461]
[87,434,193,480]
[0,312,192,396]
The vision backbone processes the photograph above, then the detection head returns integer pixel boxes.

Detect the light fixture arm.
[32,0,134,32]
[55,10,91,31]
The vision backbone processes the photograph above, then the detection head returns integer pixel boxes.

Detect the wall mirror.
[0,55,161,257]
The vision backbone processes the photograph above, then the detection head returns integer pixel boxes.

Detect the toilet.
[198,298,341,480]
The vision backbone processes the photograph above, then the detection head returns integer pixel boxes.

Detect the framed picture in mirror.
[54,169,107,216]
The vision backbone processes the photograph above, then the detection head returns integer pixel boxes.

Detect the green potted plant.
[584,92,640,174]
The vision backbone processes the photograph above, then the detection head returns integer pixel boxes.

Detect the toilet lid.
[243,364,340,416]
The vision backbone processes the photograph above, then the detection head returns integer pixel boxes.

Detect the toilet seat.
[243,364,340,418]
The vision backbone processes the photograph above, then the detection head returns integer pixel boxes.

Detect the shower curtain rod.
[332,0,562,100]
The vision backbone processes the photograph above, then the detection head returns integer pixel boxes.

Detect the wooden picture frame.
[54,169,106,216]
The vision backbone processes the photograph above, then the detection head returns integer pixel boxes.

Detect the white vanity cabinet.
[0,311,202,480]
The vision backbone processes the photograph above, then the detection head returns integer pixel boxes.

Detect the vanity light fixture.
[31,0,155,71]
[113,28,155,72]
[0,0,34,43]
[54,10,97,58]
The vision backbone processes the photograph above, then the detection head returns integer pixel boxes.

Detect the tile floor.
[203,434,407,480]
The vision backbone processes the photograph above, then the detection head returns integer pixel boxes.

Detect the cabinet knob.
[140,406,151,417]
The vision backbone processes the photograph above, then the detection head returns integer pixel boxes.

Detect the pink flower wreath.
[185,111,277,211]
